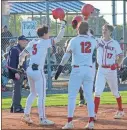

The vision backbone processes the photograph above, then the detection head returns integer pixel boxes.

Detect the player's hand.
[60,20,67,29]
[15,73,20,80]
[55,65,64,80]
[111,63,119,70]
[62,20,67,25]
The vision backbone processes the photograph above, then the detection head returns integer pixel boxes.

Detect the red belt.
[73,65,92,68]
[101,65,111,68]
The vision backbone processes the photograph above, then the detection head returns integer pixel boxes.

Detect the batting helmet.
[72,16,83,29]
[52,8,65,20]
[81,4,94,20]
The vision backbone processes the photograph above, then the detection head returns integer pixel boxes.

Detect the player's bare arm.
[51,8,67,44]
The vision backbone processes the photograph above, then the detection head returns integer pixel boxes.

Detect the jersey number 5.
[80,42,91,53]
[32,44,37,55]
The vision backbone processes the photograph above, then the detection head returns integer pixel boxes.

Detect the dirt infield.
[2,105,127,129]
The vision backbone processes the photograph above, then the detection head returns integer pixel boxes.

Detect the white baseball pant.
[68,66,95,118]
[24,66,46,119]
[95,67,120,98]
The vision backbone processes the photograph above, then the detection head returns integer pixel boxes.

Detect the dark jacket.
[7,44,26,79]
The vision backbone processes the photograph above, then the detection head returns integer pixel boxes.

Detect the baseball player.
[55,22,97,129]
[94,24,124,120]
[72,16,86,107]
[72,16,97,107]
[18,18,66,124]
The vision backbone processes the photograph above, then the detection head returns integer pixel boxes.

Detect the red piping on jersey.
[41,71,45,119]
[101,40,105,65]
[117,53,123,56]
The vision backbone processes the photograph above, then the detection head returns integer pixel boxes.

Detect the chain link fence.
[1,0,127,91]
[1,34,127,90]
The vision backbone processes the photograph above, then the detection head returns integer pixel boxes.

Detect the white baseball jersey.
[24,38,53,69]
[97,38,122,66]
[66,34,97,66]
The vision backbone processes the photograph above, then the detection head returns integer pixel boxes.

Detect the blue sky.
[83,1,127,25]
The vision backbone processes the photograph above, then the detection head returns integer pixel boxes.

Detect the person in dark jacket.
[7,35,28,113]
[2,25,13,52]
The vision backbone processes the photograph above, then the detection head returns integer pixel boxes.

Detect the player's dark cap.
[18,35,28,40]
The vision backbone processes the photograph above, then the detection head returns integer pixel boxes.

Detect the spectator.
[119,37,124,52]
[2,52,9,91]
[7,35,28,113]
[6,39,16,53]
[2,25,13,52]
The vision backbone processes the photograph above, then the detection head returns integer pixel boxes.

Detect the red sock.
[116,96,123,111]
[89,117,94,123]
[94,97,100,114]
[68,117,73,122]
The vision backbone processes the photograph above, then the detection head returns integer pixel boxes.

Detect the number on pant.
[80,42,91,53]
[107,53,113,59]
[32,44,37,55]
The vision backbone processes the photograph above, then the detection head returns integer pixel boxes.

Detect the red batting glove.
[111,63,119,70]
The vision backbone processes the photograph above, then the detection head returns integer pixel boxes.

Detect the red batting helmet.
[52,8,65,20]
[72,16,83,29]
[81,4,94,20]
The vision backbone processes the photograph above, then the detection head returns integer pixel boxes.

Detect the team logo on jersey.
[97,43,114,51]
[105,46,114,51]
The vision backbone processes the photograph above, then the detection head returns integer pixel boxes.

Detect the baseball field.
[2,91,127,129]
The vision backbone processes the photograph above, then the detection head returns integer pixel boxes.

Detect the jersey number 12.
[80,42,91,53]
[32,44,37,55]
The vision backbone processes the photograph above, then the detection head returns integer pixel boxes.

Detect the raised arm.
[53,20,67,44]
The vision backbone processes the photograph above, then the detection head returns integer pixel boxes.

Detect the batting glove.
[55,65,64,80]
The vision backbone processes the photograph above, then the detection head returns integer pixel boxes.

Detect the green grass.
[2,91,127,109]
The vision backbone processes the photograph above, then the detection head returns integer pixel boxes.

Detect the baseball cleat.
[62,121,74,129]
[114,110,125,119]
[39,118,55,125]
[85,121,94,129]
[22,114,33,124]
